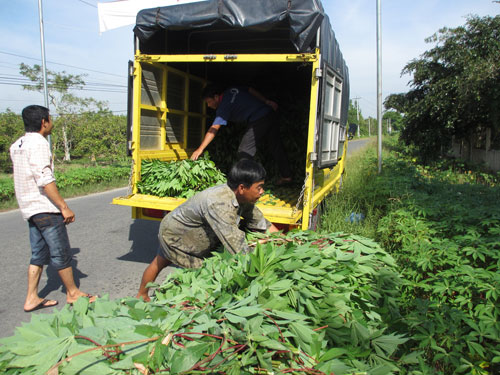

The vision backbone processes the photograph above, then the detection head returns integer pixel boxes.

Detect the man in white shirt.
[10,105,95,312]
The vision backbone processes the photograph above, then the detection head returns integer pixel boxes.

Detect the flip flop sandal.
[24,299,58,312]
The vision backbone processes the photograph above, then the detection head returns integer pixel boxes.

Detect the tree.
[0,110,24,172]
[347,100,360,127]
[383,111,403,133]
[347,100,371,137]
[385,15,500,162]
[19,63,107,161]
[71,110,127,161]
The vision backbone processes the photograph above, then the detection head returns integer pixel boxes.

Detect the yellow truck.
[112,0,350,230]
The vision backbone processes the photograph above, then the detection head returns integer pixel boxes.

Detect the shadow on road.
[38,248,87,297]
[118,219,161,263]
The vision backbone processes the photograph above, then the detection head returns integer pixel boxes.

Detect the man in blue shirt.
[191,84,292,185]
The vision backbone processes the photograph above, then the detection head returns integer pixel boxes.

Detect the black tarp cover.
[134,0,349,167]
[134,0,347,76]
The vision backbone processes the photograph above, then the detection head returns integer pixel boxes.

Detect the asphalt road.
[346,137,372,156]
[0,187,163,338]
[0,137,371,338]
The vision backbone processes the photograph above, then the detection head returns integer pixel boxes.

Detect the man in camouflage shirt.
[136,159,278,301]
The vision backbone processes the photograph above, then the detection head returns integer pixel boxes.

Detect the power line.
[75,0,97,8]
[0,74,127,90]
[0,61,21,69]
[0,81,126,94]
[0,50,126,79]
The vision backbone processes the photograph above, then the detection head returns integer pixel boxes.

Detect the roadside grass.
[0,160,130,212]
[322,136,500,374]
[59,176,129,198]
[319,138,384,238]
[0,196,18,212]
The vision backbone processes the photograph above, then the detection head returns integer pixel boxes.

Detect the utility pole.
[368,118,371,136]
[351,97,361,122]
[376,0,382,173]
[38,0,51,146]
[351,97,361,137]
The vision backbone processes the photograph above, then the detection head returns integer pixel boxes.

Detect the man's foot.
[136,293,151,302]
[67,293,97,305]
[275,177,293,186]
[24,298,58,313]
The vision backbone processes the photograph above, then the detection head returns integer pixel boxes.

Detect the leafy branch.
[137,152,226,198]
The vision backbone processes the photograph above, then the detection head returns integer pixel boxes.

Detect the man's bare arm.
[44,182,75,224]
[191,124,221,160]
[249,87,278,111]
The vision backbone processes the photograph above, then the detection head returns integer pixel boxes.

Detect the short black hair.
[201,83,224,99]
[227,159,266,190]
[22,105,50,132]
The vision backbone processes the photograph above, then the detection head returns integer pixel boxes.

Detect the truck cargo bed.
[112,187,302,224]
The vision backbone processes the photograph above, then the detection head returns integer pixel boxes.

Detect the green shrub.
[320,137,500,374]
[375,143,500,374]
[0,164,130,203]
[0,178,14,201]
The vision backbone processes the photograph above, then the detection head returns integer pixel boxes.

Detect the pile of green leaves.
[137,153,226,199]
[0,231,412,374]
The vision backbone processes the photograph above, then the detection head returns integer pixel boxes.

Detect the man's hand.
[43,182,75,224]
[191,149,203,161]
[266,99,278,111]
[61,206,75,224]
[191,125,221,160]
[258,223,281,244]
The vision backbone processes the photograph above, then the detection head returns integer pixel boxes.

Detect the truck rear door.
[316,63,346,169]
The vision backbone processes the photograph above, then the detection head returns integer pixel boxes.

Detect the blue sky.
[1,0,499,118]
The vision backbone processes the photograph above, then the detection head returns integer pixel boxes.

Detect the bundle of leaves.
[137,153,226,199]
[0,231,413,375]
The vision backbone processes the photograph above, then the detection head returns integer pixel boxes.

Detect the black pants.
[237,112,292,178]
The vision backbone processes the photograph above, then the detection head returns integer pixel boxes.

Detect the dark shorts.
[157,234,205,269]
[28,213,73,270]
